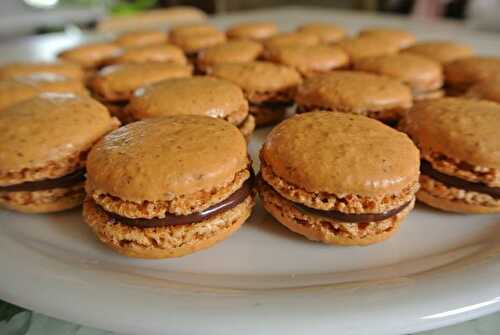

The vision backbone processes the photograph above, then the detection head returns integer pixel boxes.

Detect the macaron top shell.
[127,76,248,122]
[209,61,302,94]
[89,62,192,101]
[295,71,412,113]
[0,93,119,183]
[170,23,219,38]
[359,27,416,49]
[111,44,187,65]
[466,77,500,103]
[226,21,278,40]
[58,42,121,68]
[261,111,419,197]
[296,22,346,43]
[403,97,500,169]
[336,36,399,62]
[264,44,349,75]
[115,30,167,48]
[86,115,248,201]
[444,56,500,87]
[263,32,320,49]
[197,40,263,67]
[405,40,474,64]
[0,61,84,80]
[172,30,227,53]
[354,53,443,93]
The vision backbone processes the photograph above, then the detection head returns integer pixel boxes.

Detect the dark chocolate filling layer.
[102,173,254,227]
[294,200,411,223]
[421,160,500,199]
[250,100,294,110]
[0,169,86,192]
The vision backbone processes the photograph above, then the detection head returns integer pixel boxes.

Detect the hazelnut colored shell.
[296,22,346,43]
[58,42,121,69]
[0,73,87,111]
[0,93,119,173]
[444,57,500,87]
[403,97,500,169]
[336,36,399,62]
[86,115,248,201]
[126,76,247,120]
[115,30,167,48]
[111,44,187,65]
[354,53,443,93]
[261,111,420,197]
[405,41,473,64]
[197,40,263,68]
[226,21,278,40]
[466,77,500,104]
[89,62,192,101]
[359,28,416,49]
[0,61,84,80]
[209,61,301,93]
[295,71,412,113]
[170,23,218,39]
[263,32,319,49]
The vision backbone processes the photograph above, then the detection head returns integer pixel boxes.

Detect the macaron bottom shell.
[83,195,255,259]
[257,176,414,246]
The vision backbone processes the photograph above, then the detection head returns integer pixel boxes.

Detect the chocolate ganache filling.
[250,100,294,110]
[421,160,500,199]
[102,171,255,227]
[0,169,86,192]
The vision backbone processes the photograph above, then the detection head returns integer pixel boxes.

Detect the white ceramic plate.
[1,7,500,335]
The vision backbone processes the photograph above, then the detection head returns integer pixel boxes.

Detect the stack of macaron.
[1,18,499,261]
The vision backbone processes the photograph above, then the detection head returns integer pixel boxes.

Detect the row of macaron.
[0,89,498,258]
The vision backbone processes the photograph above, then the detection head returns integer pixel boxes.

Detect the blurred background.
[0,0,499,41]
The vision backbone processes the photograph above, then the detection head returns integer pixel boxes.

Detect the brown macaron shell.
[110,44,188,65]
[405,41,474,64]
[0,73,87,111]
[354,53,444,99]
[296,22,346,43]
[226,21,278,41]
[0,93,119,213]
[169,24,226,56]
[196,40,263,73]
[264,44,349,77]
[444,57,500,95]
[401,97,500,213]
[295,71,412,123]
[466,77,500,104]
[58,42,122,69]
[84,116,254,258]
[359,28,416,49]
[258,111,419,245]
[208,61,302,127]
[263,32,320,50]
[115,30,167,48]
[0,61,84,80]
[125,76,253,138]
[336,36,399,62]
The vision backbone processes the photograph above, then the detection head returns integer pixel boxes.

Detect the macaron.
[354,53,444,100]
[109,44,187,65]
[444,56,500,95]
[58,42,121,69]
[466,77,500,104]
[336,36,399,62]
[88,62,192,121]
[196,40,263,73]
[296,22,346,43]
[0,73,87,111]
[125,76,255,139]
[83,115,255,259]
[263,32,320,50]
[0,61,84,80]
[400,98,500,213]
[405,40,474,64]
[115,29,167,48]
[169,24,226,59]
[226,21,278,41]
[0,93,119,213]
[263,44,349,77]
[209,61,302,127]
[295,71,412,125]
[257,111,419,245]
[359,27,416,49]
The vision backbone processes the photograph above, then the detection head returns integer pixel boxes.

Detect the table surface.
[1,6,500,335]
